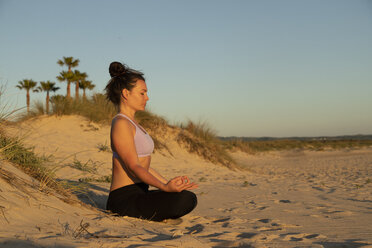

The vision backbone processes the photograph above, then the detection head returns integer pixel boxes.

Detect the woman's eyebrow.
[141,89,148,92]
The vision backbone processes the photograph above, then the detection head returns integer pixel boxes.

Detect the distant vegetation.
[221,137,372,153]
[15,56,95,115]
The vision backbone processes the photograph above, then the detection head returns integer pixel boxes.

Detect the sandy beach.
[1,115,371,247]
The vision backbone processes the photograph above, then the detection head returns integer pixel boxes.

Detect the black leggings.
[106,183,197,221]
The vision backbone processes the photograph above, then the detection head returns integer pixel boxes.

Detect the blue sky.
[0,0,371,137]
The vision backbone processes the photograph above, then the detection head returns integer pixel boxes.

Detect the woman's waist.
[109,182,149,195]
[110,175,141,191]
[111,163,149,191]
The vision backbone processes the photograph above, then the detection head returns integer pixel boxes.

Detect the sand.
[1,115,371,247]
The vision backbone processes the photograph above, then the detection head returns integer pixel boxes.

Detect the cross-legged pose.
[105,61,198,221]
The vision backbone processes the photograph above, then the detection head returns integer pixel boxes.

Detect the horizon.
[218,134,372,139]
[1,0,371,137]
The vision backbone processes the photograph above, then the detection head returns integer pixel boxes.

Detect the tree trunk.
[83,89,86,100]
[26,90,30,113]
[46,91,50,114]
[67,81,71,98]
[75,82,79,99]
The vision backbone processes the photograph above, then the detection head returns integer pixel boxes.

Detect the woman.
[105,61,198,222]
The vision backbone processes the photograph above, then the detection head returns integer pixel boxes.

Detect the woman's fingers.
[167,176,198,192]
[180,182,198,191]
[186,183,198,190]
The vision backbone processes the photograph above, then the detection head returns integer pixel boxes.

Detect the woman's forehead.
[134,80,147,91]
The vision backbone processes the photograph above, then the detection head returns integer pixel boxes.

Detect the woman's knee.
[182,190,197,209]
[170,190,197,217]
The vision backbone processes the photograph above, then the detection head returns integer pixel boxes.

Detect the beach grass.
[78,175,112,183]
[178,120,236,168]
[0,85,79,201]
[96,142,111,152]
[0,132,74,200]
[68,158,98,173]
[49,93,117,123]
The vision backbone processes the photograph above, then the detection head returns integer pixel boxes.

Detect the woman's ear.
[121,89,129,100]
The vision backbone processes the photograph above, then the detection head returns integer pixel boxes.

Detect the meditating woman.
[105,61,198,221]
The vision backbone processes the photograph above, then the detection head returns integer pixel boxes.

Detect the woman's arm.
[149,167,168,184]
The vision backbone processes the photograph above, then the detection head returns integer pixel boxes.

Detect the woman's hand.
[164,176,198,192]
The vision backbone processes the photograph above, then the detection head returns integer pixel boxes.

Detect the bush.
[177,120,235,168]
[50,93,116,123]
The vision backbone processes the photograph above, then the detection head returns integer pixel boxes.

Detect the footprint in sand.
[243,200,269,211]
[249,218,283,232]
[213,217,231,223]
[185,224,204,234]
[236,232,257,239]
[280,232,326,241]
[204,231,259,247]
[213,217,231,227]
[218,207,241,214]
[199,232,228,238]
[258,218,270,223]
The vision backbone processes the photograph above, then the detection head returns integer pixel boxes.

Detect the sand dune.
[1,115,371,247]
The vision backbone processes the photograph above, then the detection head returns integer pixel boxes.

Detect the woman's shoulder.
[112,115,136,134]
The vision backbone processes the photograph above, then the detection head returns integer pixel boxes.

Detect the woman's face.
[124,80,149,111]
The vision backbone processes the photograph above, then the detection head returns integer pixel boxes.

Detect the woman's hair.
[105,61,145,105]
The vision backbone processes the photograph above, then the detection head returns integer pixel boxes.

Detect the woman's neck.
[118,105,136,120]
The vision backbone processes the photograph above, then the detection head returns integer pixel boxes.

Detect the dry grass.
[68,158,98,173]
[177,120,236,168]
[49,93,117,124]
[0,83,76,202]
[135,110,173,154]
[135,110,169,134]
[0,84,23,123]
[223,138,372,154]
[78,175,112,183]
[0,132,76,203]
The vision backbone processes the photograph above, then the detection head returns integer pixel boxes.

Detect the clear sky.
[0,0,371,137]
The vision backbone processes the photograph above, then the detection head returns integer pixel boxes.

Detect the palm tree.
[35,81,60,114]
[72,70,87,99]
[16,79,37,113]
[56,70,74,99]
[57,57,79,98]
[79,80,95,100]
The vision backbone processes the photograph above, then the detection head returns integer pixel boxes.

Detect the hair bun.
[109,62,127,78]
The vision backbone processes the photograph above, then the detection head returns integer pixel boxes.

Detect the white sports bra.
[112,113,154,158]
